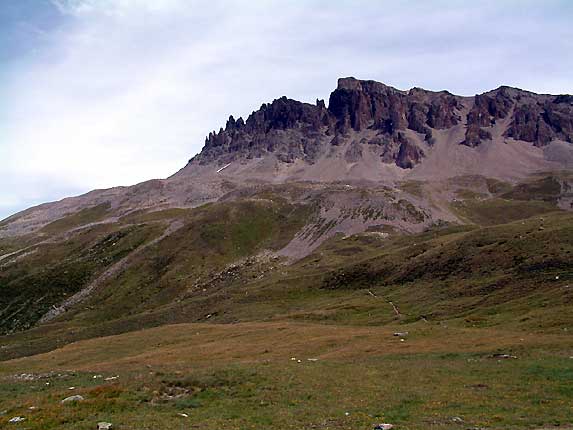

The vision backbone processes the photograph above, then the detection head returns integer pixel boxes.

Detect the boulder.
[395,137,424,169]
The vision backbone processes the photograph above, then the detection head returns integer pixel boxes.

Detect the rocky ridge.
[192,77,573,170]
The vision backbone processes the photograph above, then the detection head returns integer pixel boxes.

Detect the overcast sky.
[1,0,573,219]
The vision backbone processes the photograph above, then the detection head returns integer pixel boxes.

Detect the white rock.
[98,422,113,430]
[9,417,25,423]
[61,395,84,404]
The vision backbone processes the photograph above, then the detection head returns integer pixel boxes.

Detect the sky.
[1,0,573,220]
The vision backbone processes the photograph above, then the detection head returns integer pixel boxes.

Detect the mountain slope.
[1,77,573,354]
[1,173,572,357]
[2,78,573,240]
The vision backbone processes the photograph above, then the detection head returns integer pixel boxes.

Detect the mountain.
[3,78,573,240]
[1,77,573,429]
[0,77,572,329]
[190,77,573,176]
[1,78,573,336]
[1,78,572,334]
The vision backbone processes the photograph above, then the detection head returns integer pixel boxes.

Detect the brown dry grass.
[3,321,572,374]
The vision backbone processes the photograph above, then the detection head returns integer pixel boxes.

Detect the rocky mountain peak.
[190,78,573,171]
[462,85,573,147]
[335,76,399,94]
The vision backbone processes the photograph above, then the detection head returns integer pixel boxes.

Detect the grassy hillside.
[0,222,164,333]
[0,174,572,429]
[0,197,311,343]
[0,181,571,360]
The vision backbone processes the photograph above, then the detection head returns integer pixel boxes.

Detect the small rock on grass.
[9,417,25,423]
[97,422,113,430]
[490,353,517,359]
[374,424,393,430]
[61,395,84,404]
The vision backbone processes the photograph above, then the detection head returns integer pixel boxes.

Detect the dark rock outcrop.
[344,140,364,163]
[395,134,424,169]
[505,97,573,146]
[191,77,573,169]
[463,86,573,147]
[461,88,513,147]
[328,77,462,135]
[462,124,492,148]
[505,103,548,145]
[195,97,331,164]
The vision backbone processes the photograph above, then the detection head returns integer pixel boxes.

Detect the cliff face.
[462,86,573,147]
[197,96,332,164]
[505,94,573,146]
[328,78,461,135]
[191,77,573,170]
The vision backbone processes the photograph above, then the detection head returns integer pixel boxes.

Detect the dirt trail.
[38,220,184,324]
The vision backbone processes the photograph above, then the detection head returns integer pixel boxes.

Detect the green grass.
[41,203,112,235]
[1,323,573,429]
[502,176,564,203]
[451,198,557,225]
[486,178,513,195]
[0,222,164,334]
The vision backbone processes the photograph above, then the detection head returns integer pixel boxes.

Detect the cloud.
[1,0,573,219]
[50,0,183,16]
